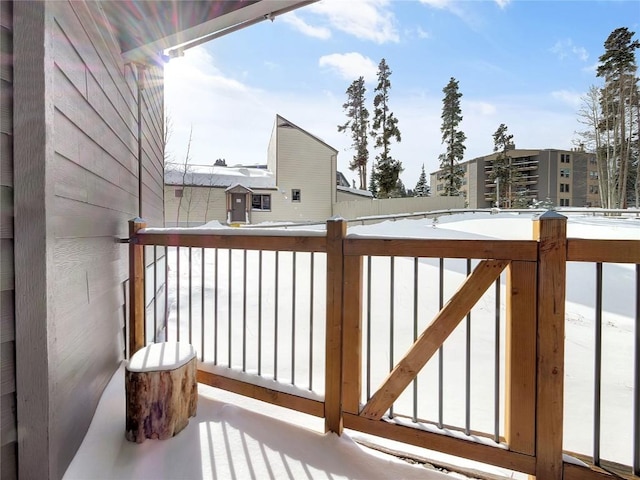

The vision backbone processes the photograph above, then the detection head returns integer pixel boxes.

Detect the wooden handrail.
[344,237,538,261]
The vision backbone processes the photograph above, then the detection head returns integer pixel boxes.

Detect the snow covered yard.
[65,211,639,479]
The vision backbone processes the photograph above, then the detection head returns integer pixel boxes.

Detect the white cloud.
[416,26,431,39]
[551,90,583,108]
[318,52,378,83]
[280,12,331,40]
[465,100,497,116]
[307,0,399,44]
[494,0,511,9]
[550,39,589,62]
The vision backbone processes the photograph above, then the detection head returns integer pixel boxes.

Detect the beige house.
[165,115,373,226]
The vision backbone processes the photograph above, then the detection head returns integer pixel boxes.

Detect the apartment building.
[430,148,600,208]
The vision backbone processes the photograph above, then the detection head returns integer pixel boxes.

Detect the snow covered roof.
[165,163,276,189]
[337,185,374,198]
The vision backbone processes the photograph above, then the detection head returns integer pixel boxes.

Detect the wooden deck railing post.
[342,252,363,415]
[505,260,537,456]
[533,211,567,480]
[325,218,346,434]
[129,218,147,357]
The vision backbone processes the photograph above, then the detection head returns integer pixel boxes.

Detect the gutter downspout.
[136,63,146,217]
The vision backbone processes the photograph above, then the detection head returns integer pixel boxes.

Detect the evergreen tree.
[371,58,402,198]
[596,27,639,208]
[338,76,370,190]
[392,178,407,198]
[489,124,521,208]
[438,77,466,196]
[414,164,429,196]
[368,162,378,198]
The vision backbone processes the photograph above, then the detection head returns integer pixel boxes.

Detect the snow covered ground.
[65,211,639,479]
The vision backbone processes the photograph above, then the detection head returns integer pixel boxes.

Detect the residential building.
[165,115,373,226]
[0,1,312,478]
[430,148,600,208]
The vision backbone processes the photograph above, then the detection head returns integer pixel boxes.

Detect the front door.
[231,193,246,222]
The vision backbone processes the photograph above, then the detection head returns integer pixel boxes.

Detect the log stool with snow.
[125,342,197,443]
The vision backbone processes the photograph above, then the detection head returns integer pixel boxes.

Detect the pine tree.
[338,76,370,190]
[596,27,639,208]
[368,162,378,198]
[438,77,466,196]
[489,123,521,208]
[392,178,407,198]
[414,164,429,196]
[371,58,402,198]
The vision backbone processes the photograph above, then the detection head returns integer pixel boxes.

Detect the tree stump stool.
[125,342,197,443]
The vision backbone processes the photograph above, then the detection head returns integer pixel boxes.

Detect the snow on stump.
[125,342,197,443]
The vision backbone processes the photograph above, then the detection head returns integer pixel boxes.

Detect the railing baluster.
[465,258,472,436]
[634,263,640,476]
[164,246,168,342]
[494,275,501,443]
[176,246,180,342]
[367,255,372,401]
[308,252,314,391]
[258,250,263,376]
[389,256,395,419]
[291,251,296,385]
[188,247,192,346]
[214,248,218,365]
[438,257,444,429]
[243,249,247,373]
[153,245,157,343]
[228,248,232,368]
[274,251,279,381]
[143,246,147,344]
[594,262,603,466]
[413,257,418,423]
[201,247,205,361]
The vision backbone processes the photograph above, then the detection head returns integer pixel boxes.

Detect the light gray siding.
[13,2,165,478]
[0,0,16,477]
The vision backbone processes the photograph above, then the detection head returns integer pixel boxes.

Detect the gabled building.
[164,114,372,226]
[430,148,600,208]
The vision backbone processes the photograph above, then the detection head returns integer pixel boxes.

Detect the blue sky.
[164,0,639,189]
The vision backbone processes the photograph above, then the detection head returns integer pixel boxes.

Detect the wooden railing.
[127,212,640,480]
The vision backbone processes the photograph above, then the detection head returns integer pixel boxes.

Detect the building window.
[292,189,301,202]
[589,158,597,165]
[436,184,444,191]
[589,171,599,179]
[175,189,183,198]
[559,198,570,206]
[560,183,570,193]
[589,185,599,195]
[561,154,571,163]
[560,169,570,178]
[252,194,271,211]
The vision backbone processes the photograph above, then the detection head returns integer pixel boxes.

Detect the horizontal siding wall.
[13,1,165,478]
[0,0,16,477]
[272,125,334,222]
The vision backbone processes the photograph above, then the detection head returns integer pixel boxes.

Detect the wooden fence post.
[129,218,147,357]
[533,211,567,480]
[325,218,346,434]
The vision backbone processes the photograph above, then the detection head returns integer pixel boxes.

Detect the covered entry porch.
[225,184,253,224]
